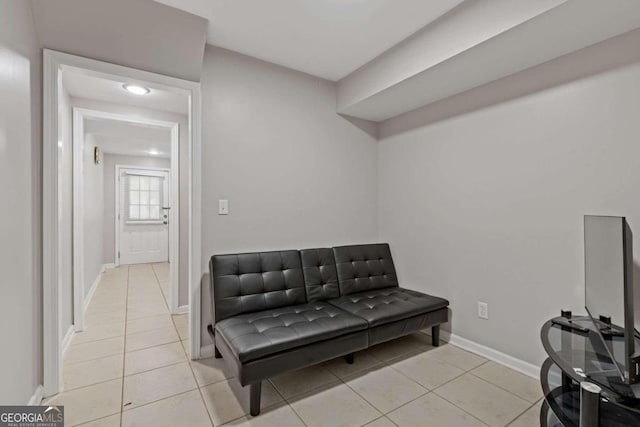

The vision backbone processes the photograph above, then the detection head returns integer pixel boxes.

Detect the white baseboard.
[83,264,108,311]
[61,325,75,358]
[200,344,214,359]
[28,385,44,405]
[174,305,189,314]
[440,330,540,379]
[103,263,116,269]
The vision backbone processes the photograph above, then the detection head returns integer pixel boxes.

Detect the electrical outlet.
[478,301,489,319]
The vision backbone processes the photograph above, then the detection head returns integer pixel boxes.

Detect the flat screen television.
[584,215,640,385]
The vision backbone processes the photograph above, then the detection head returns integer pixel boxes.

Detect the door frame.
[43,49,202,397]
[114,165,173,268]
[72,107,180,333]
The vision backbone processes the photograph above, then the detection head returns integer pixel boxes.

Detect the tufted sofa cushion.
[214,301,368,362]
[300,248,340,302]
[333,244,398,296]
[210,250,307,322]
[328,287,449,327]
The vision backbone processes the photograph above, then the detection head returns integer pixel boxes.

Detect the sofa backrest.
[333,243,398,296]
[300,248,340,302]
[209,250,306,322]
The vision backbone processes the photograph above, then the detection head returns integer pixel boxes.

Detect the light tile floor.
[46,264,542,427]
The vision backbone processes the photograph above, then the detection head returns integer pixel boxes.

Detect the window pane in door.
[129,205,140,219]
[140,206,150,219]
[126,173,165,222]
[140,176,150,191]
[129,190,140,204]
[139,191,150,205]
[149,191,159,205]
[129,175,140,190]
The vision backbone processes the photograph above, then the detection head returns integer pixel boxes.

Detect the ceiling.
[62,69,188,115]
[337,0,640,121]
[153,0,463,81]
[85,119,172,158]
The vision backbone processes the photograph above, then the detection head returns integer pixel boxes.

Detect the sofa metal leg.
[345,353,355,364]
[432,325,440,347]
[214,346,222,359]
[250,382,261,416]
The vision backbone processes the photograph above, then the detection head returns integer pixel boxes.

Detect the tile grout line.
[466,369,541,406]
[153,262,217,427]
[265,378,310,427]
[503,397,544,426]
[151,263,171,312]
[119,265,130,427]
[426,390,492,427]
[281,364,382,425]
[379,346,526,424]
[341,347,490,425]
[385,344,540,426]
[279,346,446,425]
[403,352,493,426]
[58,268,128,426]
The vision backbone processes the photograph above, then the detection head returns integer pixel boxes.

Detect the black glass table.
[540,315,640,426]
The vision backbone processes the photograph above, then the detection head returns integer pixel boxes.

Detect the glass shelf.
[540,358,640,426]
[540,315,640,425]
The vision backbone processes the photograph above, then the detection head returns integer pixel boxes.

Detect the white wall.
[103,153,171,264]
[30,0,207,82]
[0,0,42,404]
[70,97,189,306]
[82,133,104,301]
[199,46,379,345]
[377,59,640,367]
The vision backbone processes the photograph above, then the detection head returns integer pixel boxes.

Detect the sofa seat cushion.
[215,302,368,362]
[328,288,449,327]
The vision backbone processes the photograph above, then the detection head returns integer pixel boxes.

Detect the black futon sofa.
[208,243,449,416]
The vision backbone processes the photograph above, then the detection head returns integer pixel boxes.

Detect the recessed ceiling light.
[123,84,150,95]
[148,149,160,155]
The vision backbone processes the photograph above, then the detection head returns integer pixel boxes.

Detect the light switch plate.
[478,301,489,319]
[218,199,229,215]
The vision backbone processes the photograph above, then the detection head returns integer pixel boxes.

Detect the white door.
[118,168,170,265]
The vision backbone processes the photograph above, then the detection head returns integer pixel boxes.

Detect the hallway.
[46,264,212,426]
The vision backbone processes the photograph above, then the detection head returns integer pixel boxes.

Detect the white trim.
[72,108,85,333]
[440,330,540,379]
[170,123,180,315]
[175,305,189,314]
[28,385,44,406]
[103,263,116,269]
[43,49,61,398]
[43,49,202,398]
[125,220,165,225]
[190,83,202,360]
[200,344,214,359]
[61,325,75,358]
[83,264,107,314]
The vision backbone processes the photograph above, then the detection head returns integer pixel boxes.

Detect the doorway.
[72,107,181,331]
[117,166,171,266]
[42,49,202,398]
